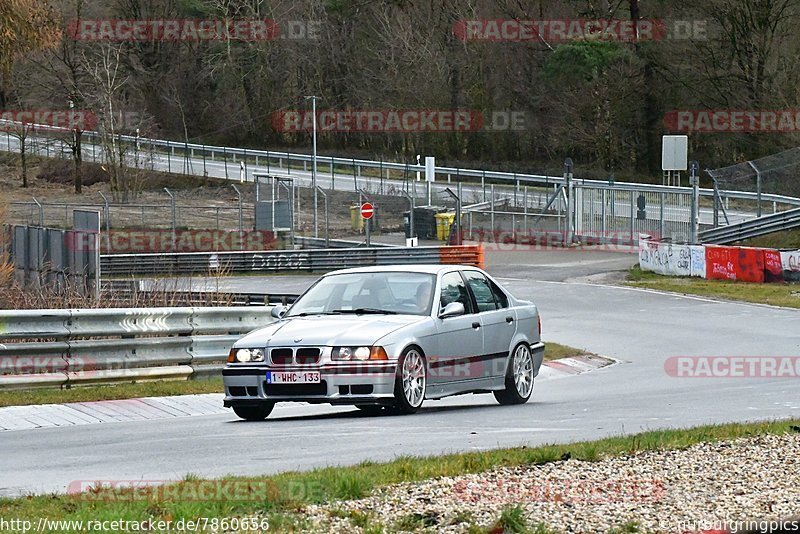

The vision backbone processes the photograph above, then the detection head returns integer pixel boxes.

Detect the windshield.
[287,272,436,317]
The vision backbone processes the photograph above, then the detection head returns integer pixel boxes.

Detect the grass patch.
[0,378,223,408]
[741,229,800,250]
[493,505,530,533]
[626,266,800,308]
[1,418,798,532]
[543,342,592,362]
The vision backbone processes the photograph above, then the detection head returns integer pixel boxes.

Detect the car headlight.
[332,346,388,361]
[228,348,265,363]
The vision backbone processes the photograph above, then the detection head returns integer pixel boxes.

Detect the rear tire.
[392,347,427,414]
[232,403,274,421]
[494,343,534,405]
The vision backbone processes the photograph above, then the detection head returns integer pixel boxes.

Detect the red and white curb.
[537,354,617,380]
[0,394,227,432]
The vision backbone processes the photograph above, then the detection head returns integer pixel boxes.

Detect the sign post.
[361,202,374,247]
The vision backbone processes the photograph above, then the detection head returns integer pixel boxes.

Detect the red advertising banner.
[705,246,765,283]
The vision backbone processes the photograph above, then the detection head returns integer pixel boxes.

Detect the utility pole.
[305,95,319,237]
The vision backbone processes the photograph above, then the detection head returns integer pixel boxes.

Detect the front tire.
[392,347,427,414]
[232,403,275,421]
[494,343,535,405]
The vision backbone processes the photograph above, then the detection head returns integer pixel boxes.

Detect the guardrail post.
[32,196,43,227]
[690,161,700,244]
[490,184,495,234]
[564,158,574,246]
[231,184,243,236]
[747,160,762,217]
[401,190,414,239]
[164,187,176,249]
[99,192,111,230]
[523,186,528,235]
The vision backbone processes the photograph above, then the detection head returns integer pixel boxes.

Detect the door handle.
[471,322,480,329]
[505,316,514,323]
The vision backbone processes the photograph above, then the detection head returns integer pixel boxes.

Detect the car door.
[430,271,483,385]
[463,270,516,380]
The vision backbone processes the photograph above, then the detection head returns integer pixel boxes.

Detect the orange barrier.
[439,244,485,269]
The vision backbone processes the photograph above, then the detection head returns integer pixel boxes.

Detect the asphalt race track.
[1,248,798,497]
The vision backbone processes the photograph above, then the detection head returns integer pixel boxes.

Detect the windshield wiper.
[330,308,398,315]
[292,311,345,317]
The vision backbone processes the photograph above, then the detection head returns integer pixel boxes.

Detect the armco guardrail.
[101,280,299,306]
[0,306,275,390]
[699,206,800,244]
[3,117,800,211]
[100,245,484,276]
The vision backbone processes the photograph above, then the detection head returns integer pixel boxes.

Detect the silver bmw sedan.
[223,264,544,420]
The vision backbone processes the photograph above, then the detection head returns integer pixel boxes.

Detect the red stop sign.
[360,202,374,220]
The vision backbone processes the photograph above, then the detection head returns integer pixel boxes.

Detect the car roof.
[324,264,481,276]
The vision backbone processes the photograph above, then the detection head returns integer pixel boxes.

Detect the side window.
[439,272,474,314]
[464,271,498,312]
[489,280,509,309]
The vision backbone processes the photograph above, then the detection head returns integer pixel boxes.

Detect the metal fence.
[5,117,800,249]
[3,118,799,212]
[0,306,275,390]
[573,183,697,244]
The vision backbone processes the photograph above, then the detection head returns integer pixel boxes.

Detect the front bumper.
[222,362,397,406]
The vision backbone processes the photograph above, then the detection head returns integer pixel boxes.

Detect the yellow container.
[350,205,364,231]
[435,212,456,241]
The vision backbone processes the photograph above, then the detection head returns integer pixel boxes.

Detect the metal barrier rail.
[292,236,396,249]
[0,306,275,390]
[100,245,484,276]
[3,117,799,209]
[699,206,800,244]
[101,280,299,306]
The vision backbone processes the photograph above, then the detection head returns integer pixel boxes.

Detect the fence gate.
[573,184,694,245]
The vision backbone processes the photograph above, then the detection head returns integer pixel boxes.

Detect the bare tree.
[80,44,131,202]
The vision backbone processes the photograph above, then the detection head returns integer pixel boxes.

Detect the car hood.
[236,314,425,347]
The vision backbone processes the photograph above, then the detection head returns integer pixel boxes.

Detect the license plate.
[266,371,321,384]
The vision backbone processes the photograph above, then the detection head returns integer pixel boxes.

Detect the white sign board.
[425,156,436,183]
[662,135,688,171]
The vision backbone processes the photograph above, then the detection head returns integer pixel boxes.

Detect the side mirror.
[270,305,287,319]
[439,302,465,319]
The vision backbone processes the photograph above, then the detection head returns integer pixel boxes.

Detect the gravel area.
[301,433,800,533]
